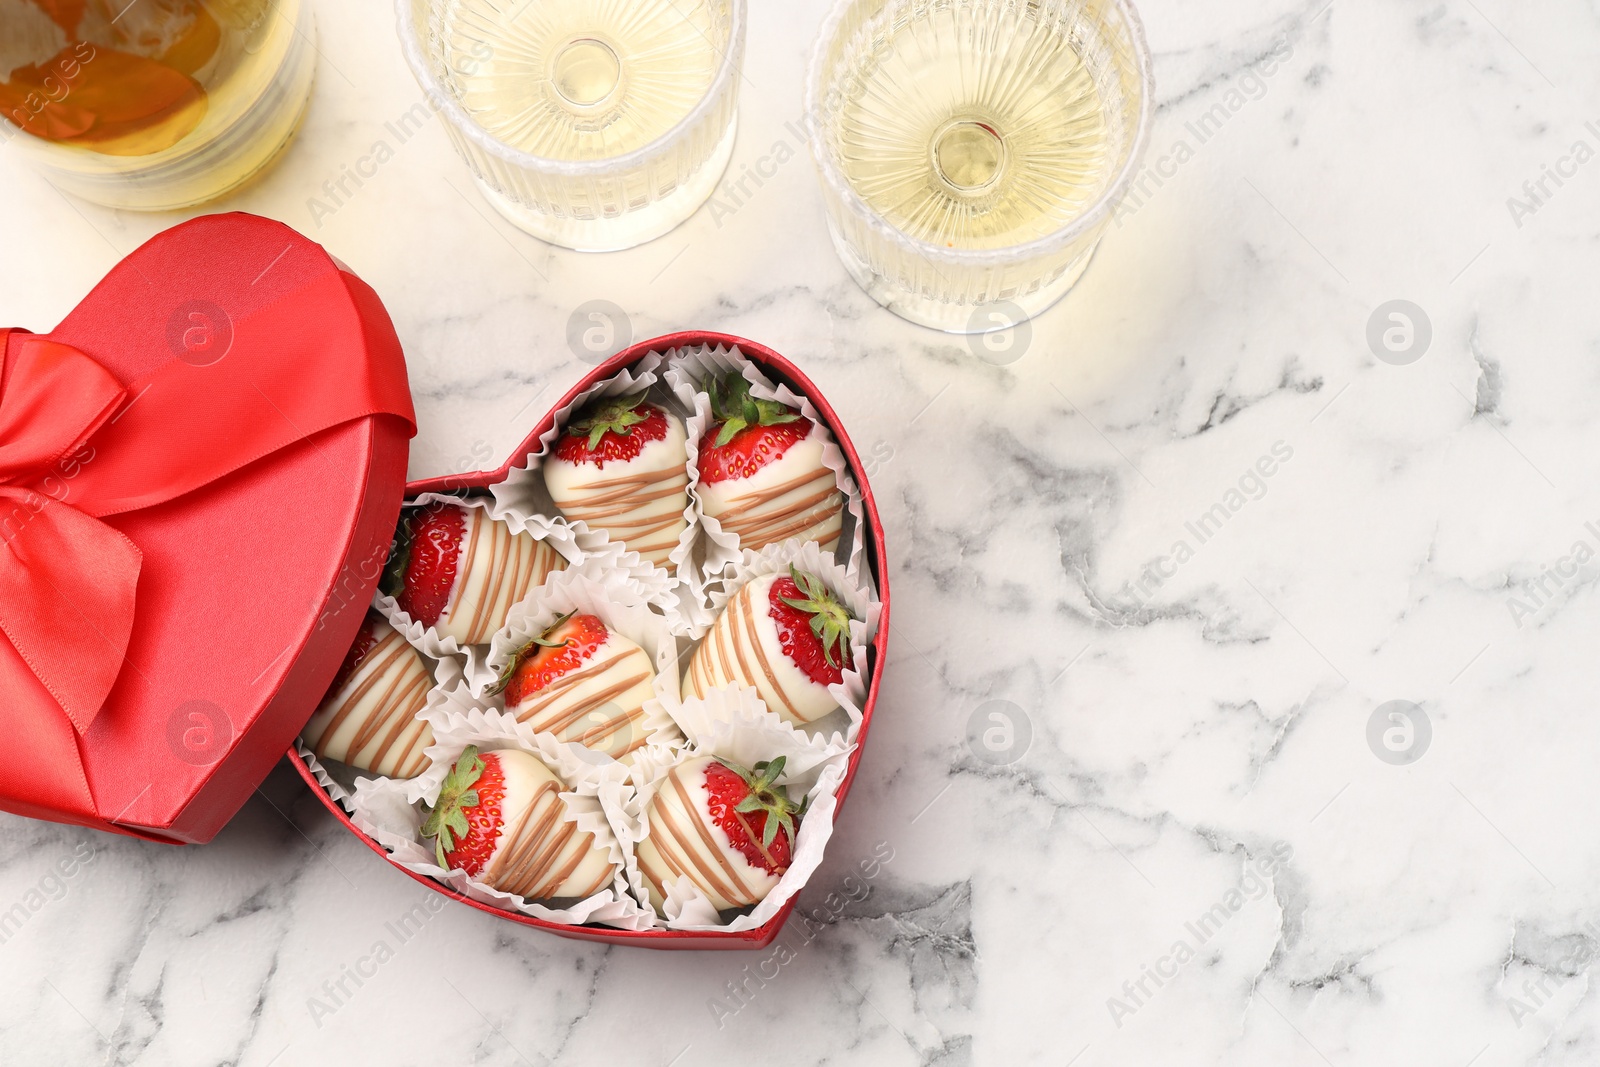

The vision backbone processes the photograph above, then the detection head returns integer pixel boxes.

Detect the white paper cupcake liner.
[478,567,687,763]
[664,344,868,602]
[373,493,602,685]
[667,684,853,783]
[489,354,703,615]
[612,707,852,931]
[347,690,654,930]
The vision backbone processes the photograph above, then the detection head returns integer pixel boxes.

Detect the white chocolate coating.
[302,623,433,779]
[506,629,655,765]
[683,573,840,725]
[699,427,843,554]
[475,750,617,900]
[635,756,781,914]
[543,414,689,568]
[436,508,564,645]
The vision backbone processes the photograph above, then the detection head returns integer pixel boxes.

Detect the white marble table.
[4,0,1599,1063]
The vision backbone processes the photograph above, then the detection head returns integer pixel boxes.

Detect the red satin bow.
[0,337,140,737]
[0,270,415,829]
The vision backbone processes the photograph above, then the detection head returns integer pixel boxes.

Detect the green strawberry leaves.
[421,745,486,869]
[779,564,856,670]
[704,372,799,448]
[531,609,579,648]
[728,756,807,850]
[567,392,653,453]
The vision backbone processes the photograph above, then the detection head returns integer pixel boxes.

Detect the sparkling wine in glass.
[808,0,1153,332]
[399,0,745,252]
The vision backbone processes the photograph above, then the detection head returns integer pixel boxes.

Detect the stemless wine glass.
[0,0,316,211]
[397,0,744,252]
[806,0,1153,333]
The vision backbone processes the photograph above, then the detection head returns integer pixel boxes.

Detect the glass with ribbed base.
[807,0,1153,332]
[398,0,744,252]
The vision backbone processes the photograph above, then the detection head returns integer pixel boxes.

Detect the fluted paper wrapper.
[348,684,653,930]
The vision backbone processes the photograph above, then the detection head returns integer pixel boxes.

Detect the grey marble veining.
[4,0,1600,1063]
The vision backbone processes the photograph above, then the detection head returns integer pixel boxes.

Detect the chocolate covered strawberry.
[301,612,433,779]
[421,746,617,900]
[543,393,688,568]
[684,566,855,725]
[495,611,656,764]
[635,755,805,914]
[382,501,565,645]
[696,373,843,554]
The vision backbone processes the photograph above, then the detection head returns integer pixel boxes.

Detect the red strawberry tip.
[704,372,800,448]
[491,609,580,695]
[567,392,655,453]
[776,565,855,670]
[422,745,485,869]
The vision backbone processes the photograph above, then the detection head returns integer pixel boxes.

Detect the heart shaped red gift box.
[0,213,416,843]
[289,333,891,949]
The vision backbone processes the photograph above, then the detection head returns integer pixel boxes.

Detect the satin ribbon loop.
[0,335,141,734]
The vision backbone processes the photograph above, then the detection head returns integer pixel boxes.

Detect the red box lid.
[0,213,415,844]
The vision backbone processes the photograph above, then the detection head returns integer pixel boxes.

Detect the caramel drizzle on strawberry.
[484,781,613,900]
[713,467,843,552]
[445,511,563,644]
[452,510,492,643]
[685,580,808,721]
[510,646,652,757]
[640,765,764,908]
[306,629,432,778]
[551,464,687,563]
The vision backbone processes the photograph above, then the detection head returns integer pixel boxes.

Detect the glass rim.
[804,0,1155,268]
[393,0,746,178]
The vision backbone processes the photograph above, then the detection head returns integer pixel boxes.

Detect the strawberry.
[554,393,673,468]
[424,745,507,876]
[683,566,856,725]
[770,567,853,684]
[301,612,433,779]
[421,746,617,900]
[381,502,565,645]
[635,755,805,914]
[544,393,689,568]
[702,757,802,871]
[695,373,843,554]
[383,502,465,628]
[493,611,658,764]
[499,612,611,705]
[697,373,810,483]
